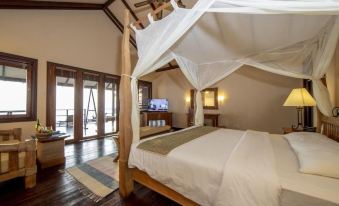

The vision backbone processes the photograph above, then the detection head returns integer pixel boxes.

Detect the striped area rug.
[66,155,119,202]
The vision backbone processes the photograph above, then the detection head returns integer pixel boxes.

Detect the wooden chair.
[0,128,37,189]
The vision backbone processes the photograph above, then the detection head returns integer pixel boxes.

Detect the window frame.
[0,52,37,123]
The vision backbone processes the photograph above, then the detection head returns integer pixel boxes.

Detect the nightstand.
[283,127,316,134]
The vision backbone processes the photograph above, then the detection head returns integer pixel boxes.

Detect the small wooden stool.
[35,135,68,169]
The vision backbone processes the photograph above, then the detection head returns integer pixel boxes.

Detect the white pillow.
[284,132,339,179]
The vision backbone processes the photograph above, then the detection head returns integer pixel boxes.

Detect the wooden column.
[46,62,56,128]
[97,74,105,137]
[74,71,83,142]
[118,9,134,197]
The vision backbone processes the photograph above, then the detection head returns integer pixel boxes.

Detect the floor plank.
[0,137,177,206]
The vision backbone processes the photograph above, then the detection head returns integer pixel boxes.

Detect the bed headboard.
[319,116,339,142]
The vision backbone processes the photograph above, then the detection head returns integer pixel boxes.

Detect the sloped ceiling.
[5,0,197,69]
[109,0,196,27]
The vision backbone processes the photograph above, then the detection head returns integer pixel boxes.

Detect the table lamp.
[283,88,316,130]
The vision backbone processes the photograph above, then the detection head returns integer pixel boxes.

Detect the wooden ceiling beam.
[0,1,104,10]
[121,0,144,29]
[103,7,137,49]
[155,65,179,72]
[104,0,117,8]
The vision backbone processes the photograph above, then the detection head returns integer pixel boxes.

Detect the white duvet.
[129,128,280,206]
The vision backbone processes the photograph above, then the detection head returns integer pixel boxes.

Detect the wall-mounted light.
[185,96,191,103]
[218,95,225,102]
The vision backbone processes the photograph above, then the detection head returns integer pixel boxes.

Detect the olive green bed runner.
[137,126,219,155]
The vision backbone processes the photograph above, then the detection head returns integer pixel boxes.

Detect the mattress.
[129,128,339,206]
[129,127,245,205]
[270,134,339,206]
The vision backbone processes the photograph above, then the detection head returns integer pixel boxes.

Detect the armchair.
[0,128,36,189]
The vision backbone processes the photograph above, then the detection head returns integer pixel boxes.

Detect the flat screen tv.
[148,99,168,112]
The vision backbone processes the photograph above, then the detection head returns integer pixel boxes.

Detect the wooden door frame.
[46,62,120,144]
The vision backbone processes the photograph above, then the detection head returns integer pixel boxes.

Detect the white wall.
[145,65,302,134]
[0,10,135,138]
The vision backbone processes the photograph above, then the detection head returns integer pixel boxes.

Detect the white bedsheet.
[129,128,243,205]
[129,128,280,206]
[214,130,280,206]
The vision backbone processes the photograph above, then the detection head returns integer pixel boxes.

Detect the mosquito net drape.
[128,0,339,142]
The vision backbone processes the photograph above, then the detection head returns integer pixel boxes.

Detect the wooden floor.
[0,137,178,206]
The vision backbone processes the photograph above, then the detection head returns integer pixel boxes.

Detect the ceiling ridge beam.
[0,1,104,10]
[156,65,179,72]
[104,0,116,8]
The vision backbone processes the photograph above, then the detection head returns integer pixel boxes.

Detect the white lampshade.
[283,88,316,107]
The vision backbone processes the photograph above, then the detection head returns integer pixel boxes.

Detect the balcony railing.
[0,110,26,115]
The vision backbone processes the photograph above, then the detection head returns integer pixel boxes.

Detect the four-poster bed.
[118,0,339,205]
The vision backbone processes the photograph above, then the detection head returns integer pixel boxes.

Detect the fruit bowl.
[35,132,52,139]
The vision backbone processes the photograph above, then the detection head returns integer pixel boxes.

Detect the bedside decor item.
[35,119,54,138]
[283,88,316,130]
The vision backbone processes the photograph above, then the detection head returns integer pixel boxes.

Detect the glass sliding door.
[83,73,99,138]
[105,77,119,134]
[47,62,121,143]
[55,69,76,141]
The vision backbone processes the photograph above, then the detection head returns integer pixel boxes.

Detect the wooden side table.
[204,113,220,127]
[33,134,69,169]
[283,127,316,134]
[283,127,296,134]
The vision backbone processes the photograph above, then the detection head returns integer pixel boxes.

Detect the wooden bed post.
[316,77,328,132]
[118,9,134,198]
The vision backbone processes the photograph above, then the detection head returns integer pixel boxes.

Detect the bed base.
[119,7,339,206]
[132,168,199,206]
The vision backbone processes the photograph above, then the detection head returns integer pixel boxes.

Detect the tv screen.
[148,99,168,112]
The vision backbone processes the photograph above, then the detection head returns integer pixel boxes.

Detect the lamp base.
[292,123,304,131]
[292,107,304,131]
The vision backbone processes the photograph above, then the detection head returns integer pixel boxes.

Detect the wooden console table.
[141,112,172,127]
[204,113,220,127]
[187,113,220,127]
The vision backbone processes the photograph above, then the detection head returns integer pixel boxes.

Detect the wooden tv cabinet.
[141,112,172,127]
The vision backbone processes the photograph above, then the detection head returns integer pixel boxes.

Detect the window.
[0,52,37,123]
[138,80,152,111]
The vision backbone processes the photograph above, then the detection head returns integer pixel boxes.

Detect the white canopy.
[128,0,339,142]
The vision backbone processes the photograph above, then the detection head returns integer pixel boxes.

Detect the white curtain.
[209,0,339,14]
[130,0,215,142]
[130,0,339,142]
[242,17,339,116]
